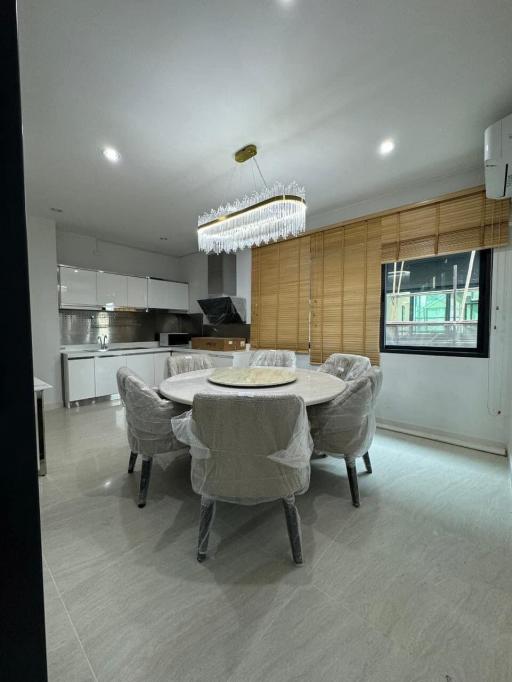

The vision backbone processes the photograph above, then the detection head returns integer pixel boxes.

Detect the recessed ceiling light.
[102,146,121,163]
[378,138,395,156]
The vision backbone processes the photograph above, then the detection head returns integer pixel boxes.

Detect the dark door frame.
[0,1,48,679]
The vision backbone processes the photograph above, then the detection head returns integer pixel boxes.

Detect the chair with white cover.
[119,370,188,507]
[172,393,312,563]
[167,353,214,377]
[249,349,296,368]
[308,367,382,507]
[317,353,371,381]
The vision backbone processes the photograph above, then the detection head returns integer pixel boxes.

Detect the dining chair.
[119,370,188,507]
[308,367,382,507]
[249,349,297,368]
[172,393,313,563]
[317,353,371,381]
[167,353,214,377]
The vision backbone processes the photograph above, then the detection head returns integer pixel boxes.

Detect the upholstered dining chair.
[172,393,313,564]
[249,349,297,368]
[167,353,214,377]
[317,353,371,381]
[118,370,188,508]
[308,367,382,507]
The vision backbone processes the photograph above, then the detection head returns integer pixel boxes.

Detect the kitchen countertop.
[61,343,172,359]
[61,343,252,359]
[166,345,251,356]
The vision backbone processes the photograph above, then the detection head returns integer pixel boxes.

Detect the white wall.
[56,230,182,281]
[176,252,209,316]
[26,217,61,406]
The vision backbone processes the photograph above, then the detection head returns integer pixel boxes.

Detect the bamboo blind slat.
[309,233,324,363]
[382,190,510,262]
[309,219,381,365]
[250,235,311,351]
[256,244,279,348]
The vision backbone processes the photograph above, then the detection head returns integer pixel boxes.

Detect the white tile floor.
[40,400,512,682]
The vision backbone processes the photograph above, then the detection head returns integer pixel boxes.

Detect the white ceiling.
[18,0,512,256]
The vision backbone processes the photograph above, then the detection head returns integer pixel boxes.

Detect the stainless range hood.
[197,254,246,324]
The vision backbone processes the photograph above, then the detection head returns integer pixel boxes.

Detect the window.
[381,249,491,357]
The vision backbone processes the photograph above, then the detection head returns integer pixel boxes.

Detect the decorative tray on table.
[207,367,297,388]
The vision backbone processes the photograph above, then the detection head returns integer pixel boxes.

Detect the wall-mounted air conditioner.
[484,113,512,199]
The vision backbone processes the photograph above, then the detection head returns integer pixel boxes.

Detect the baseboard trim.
[376,419,506,456]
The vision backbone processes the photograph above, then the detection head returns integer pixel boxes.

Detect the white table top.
[34,377,52,392]
[159,368,345,407]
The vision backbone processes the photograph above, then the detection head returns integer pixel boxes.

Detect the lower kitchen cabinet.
[125,353,155,386]
[66,358,96,402]
[63,351,173,405]
[209,354,233,368]
[153,351,170,384]
[94,355,127,397]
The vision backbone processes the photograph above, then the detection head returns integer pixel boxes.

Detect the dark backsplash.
[59,310,203,345]
[59,310,251,345]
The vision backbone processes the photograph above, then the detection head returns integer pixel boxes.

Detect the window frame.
[380,248,492,358]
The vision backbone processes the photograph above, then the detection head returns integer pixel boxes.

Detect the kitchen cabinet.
[97,272,128,308]
[126,276,148,309]
[59,266,97,307]
[208,354,233,368]
[147,278,189,311]
[153,352,170,384]
[94,355,127,397]
[147,279,169,309]
[168,281,189,311]
[66,358,96,402]
[125,353,155,386]
[62,350,175,405]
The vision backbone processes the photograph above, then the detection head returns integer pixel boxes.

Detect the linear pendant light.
[197,144,306,254]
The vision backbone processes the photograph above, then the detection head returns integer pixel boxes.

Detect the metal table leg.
[35,390,47,476]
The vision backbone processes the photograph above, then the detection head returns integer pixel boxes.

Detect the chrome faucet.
[97,335,109,350]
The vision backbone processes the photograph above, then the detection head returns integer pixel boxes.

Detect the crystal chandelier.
[197,145,306,254]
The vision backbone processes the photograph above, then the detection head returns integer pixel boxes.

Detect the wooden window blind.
[310,218,381,365]
[250,235,310,351]
[381,189,509,263]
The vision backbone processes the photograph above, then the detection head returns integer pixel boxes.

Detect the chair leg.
[197,497,216,562]
[345,458,360,507]
[282,496,304,565]
[128,451,138,473]
[138,457,153,508]
[363,451,372,474]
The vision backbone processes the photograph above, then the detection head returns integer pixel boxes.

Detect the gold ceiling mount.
[234,144,257,164]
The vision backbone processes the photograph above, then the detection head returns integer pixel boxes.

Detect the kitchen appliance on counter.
[191,337,246,351]
[159,332,191,346]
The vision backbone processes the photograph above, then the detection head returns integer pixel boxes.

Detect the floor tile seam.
[45,559,100,681]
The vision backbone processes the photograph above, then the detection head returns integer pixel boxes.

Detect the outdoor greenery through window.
[382,249,491,356]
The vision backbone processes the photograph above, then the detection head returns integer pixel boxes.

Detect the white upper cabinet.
[147,279,169,309]
[59,266,98,307]
[97,272,128,308]
[126,276,148,309]
[59,267,186,311]
[147,279,188,311]
[168,281,189,311]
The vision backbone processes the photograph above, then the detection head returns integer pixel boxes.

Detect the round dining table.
[159,368,345,407]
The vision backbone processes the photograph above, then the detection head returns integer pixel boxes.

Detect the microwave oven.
[159,332,191,346]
